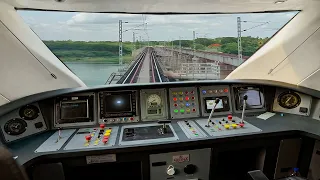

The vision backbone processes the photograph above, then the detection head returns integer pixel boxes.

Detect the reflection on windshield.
[18,11,298,86]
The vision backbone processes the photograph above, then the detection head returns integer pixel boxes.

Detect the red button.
[239,123,244,127]
[130,117,134,121]
[185,96,190,101]
[191,96,195,100]
[224,88,229,93]
[191,91,194,94]
[185,91,189,95]
[100,124,105,129]
[85,135,92,141]
[103,136,109,139]
[192,108,196,112]
[102,139,108,144]
[174,103,178,107]
[227,115,232,120]
[173,97,177,101]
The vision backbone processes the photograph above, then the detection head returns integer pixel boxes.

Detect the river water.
[65,62,123,86]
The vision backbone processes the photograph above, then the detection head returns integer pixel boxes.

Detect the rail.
[116,48,147,84]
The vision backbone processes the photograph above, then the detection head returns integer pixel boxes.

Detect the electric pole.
[119,20,123,65]
[237,17,243,63]
[133,32,136,52]
[193,31,196,56]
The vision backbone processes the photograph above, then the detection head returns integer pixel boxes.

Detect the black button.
[222,119,225,121]
[219,121,222,124]
[34,122,43,128]
[184,164,197,174]
[186,123,189,125]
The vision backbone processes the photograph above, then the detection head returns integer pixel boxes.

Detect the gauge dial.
[19,105,39,120]
[147,94,162,106]
[4,118,27,135]
[278,91,301,109]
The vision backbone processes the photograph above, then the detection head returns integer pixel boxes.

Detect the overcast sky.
[18,11,298,42]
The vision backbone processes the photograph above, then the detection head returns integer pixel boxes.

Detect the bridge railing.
[178,63,220,80]
[163,48,247,67]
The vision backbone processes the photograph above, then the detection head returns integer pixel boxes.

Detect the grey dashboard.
[0,79,315,144]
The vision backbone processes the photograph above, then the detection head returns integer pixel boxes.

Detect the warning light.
[185,96,190,101]
[173,97,177,101]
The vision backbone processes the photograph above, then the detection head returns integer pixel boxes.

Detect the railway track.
[117,47,168,84]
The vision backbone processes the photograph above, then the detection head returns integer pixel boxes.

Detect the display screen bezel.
[99,91,137,119]
[60,100,89,120]
[204,96,230,113]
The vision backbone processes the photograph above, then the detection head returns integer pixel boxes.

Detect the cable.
[242,22,269,32]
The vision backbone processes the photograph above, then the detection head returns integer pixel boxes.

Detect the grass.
[58,55,133,64]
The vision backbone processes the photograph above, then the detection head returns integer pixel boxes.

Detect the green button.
[180,109,185,113]
[174,109,179,113]
[195,134,198,136]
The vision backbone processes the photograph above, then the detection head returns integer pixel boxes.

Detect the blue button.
[202,90,207,94]
[186,103,190,107]
[123,117,127,121]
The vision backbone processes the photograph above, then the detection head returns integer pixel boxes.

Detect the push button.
[224,124,230,129]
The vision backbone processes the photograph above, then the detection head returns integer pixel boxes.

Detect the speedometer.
[277,91,301,109]
[147,94,162,106]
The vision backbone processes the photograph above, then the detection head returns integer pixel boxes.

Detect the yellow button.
[179,97,183,101]
[104,132,111,136]
[224,124,230,129]
[232,124,237,128]
[106,130,112,133]
[179,92,183,95]
[91,134,95,137]
[186,108,191,112]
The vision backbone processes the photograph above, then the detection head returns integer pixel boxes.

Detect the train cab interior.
[1,0,320,180]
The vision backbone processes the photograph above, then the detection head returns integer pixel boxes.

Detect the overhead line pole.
[237,17,243,64]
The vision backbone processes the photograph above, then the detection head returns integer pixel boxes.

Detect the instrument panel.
[1,82,315,143]
[0,103,47,142]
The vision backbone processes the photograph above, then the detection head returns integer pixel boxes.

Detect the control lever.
[206,98,220,127]
[241,95,248,124]
[158,120,171,134]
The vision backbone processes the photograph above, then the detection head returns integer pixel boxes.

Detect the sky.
[17,11,298,42]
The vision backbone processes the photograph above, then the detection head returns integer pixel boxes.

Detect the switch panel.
[169,87,200,119]
[150,149,211,180]
[177,120,207,139]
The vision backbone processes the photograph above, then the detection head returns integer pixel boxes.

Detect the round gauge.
[19,105,39,120]
[4,118,27,135]
[277,91,301,109]
[147,94,162,106]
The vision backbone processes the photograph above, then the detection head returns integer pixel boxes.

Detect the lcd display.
[239,89,262,107]
[60,100,88,119]
[104,94,132,113]
[206,99,223,110]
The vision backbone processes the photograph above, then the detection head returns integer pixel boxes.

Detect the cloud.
[18,11,299,41]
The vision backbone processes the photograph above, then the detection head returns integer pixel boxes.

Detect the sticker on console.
[86,154,116,164]
[172,154,189,163]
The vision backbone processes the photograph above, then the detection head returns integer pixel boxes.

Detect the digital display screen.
[60,100,88,119]
[239,89,262,107]
[206,99,223,110]
[104,94,132,113]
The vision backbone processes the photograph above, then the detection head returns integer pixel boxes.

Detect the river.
[65,62,124,86]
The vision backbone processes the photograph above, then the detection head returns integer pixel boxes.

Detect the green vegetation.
[44,36,269,64]
[44,40,133,64]
[166,36,269,56]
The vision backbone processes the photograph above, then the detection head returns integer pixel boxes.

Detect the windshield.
[18,11,298,86]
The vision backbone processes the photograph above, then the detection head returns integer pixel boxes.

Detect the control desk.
[0,80,319,180]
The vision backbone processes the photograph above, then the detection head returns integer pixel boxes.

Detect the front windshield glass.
[18,11,298,86]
